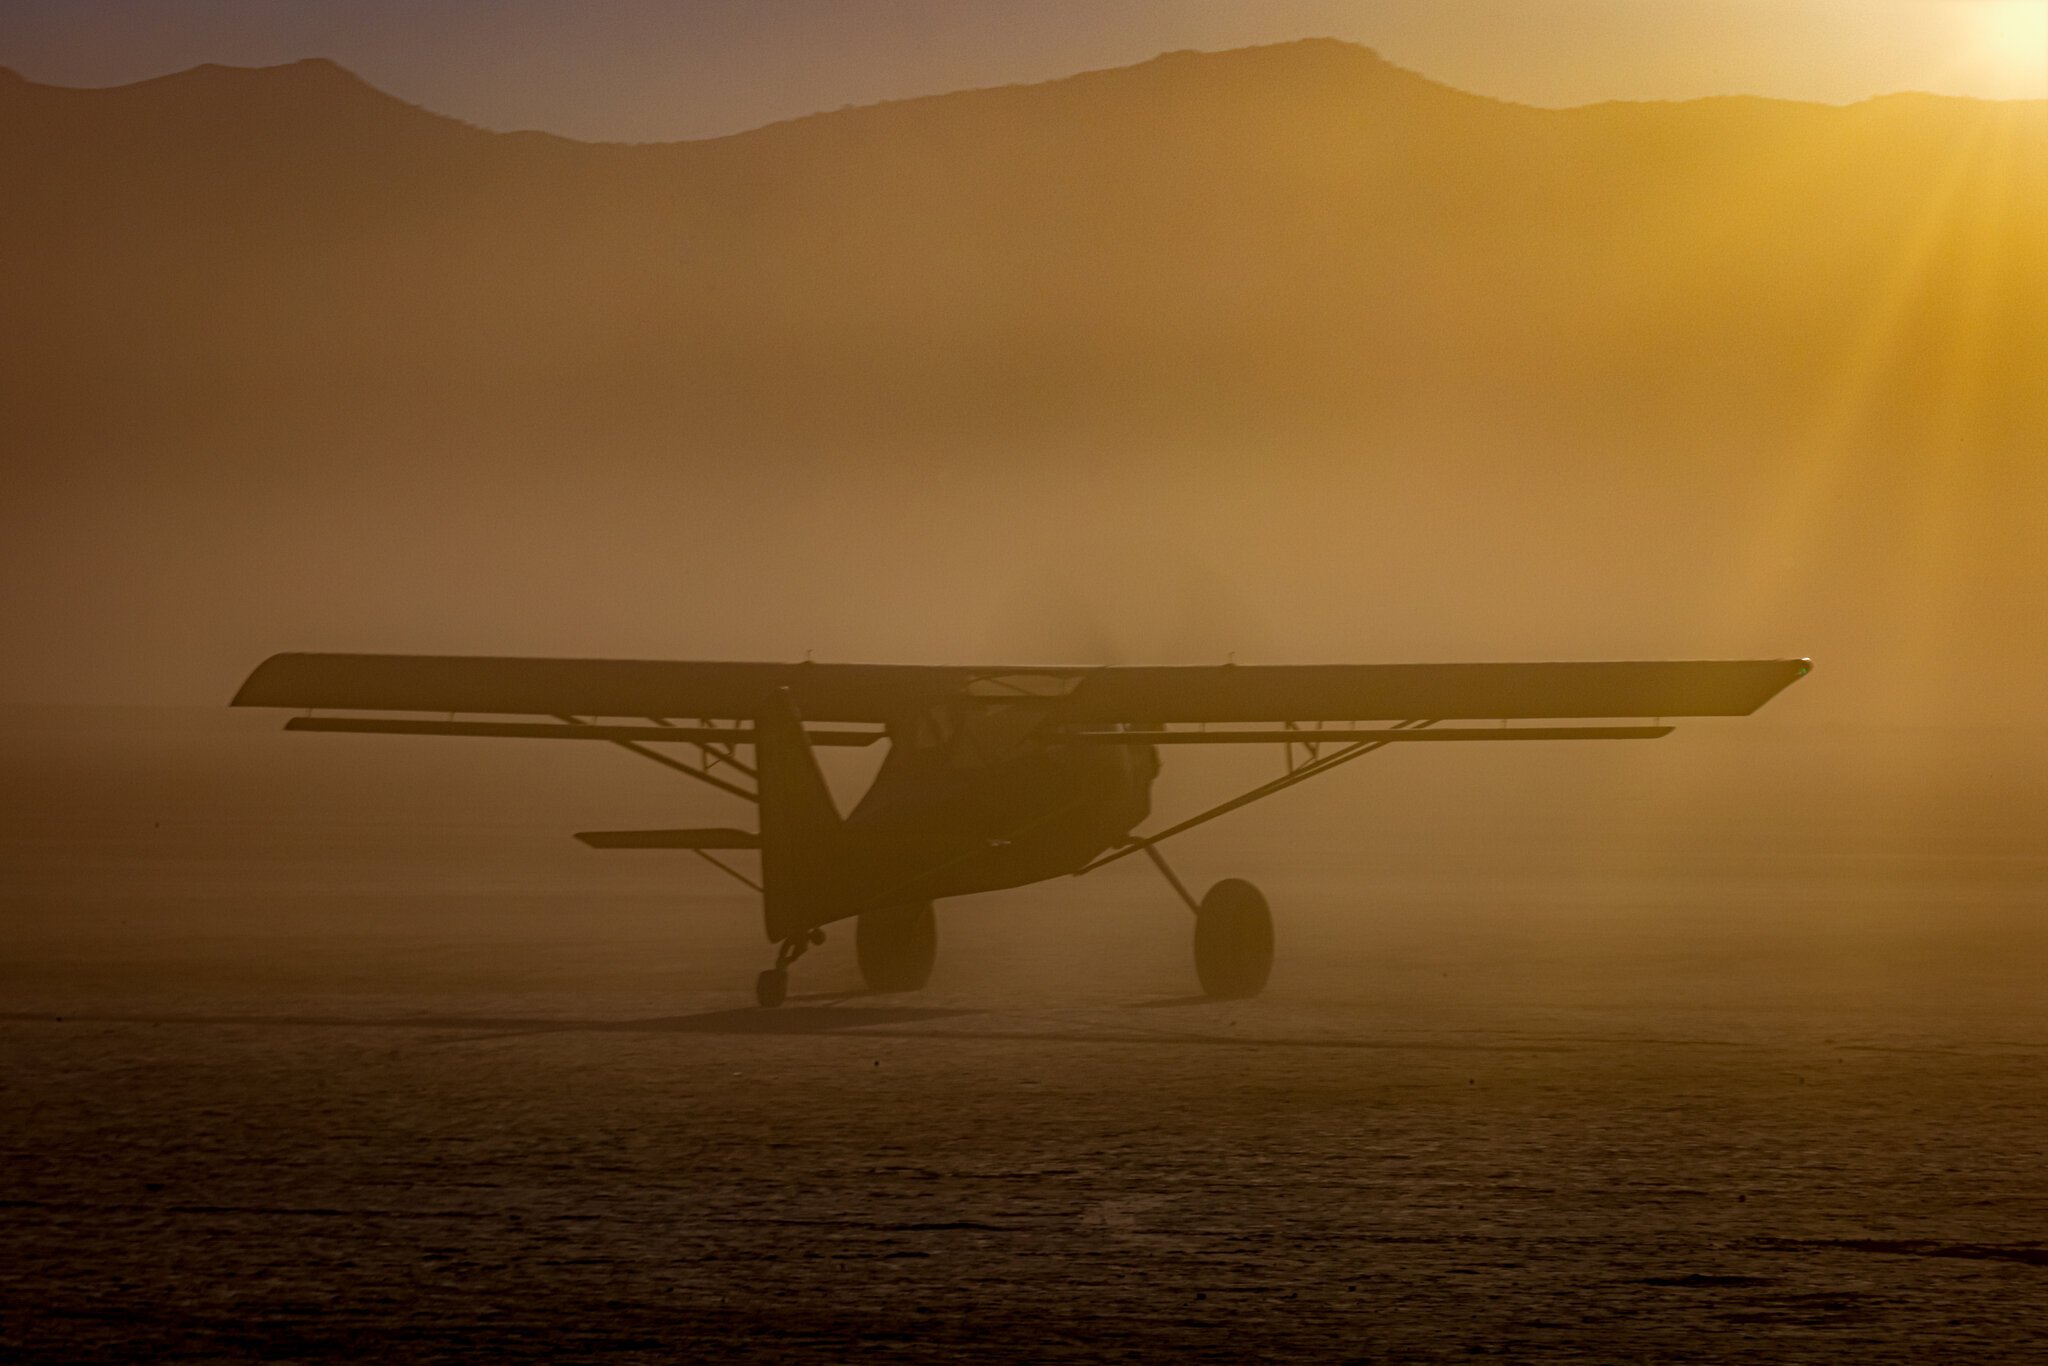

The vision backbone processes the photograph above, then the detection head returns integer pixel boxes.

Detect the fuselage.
[835,700,1160,907]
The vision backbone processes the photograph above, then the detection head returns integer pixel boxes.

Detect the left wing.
[1059,658,1810,723]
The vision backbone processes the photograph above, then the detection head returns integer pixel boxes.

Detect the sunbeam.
[1714,111,1999,646]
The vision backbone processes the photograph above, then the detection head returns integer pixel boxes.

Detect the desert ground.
[4,707,2046,1361]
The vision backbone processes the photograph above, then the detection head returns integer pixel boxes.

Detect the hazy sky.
[2,1,2043,141]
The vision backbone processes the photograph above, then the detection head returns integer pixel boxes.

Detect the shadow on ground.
[0,1008,1577,1051]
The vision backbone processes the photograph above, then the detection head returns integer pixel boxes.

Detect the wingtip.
[228,651,304,707]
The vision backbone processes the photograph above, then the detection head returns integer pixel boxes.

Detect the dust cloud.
[7,703,2048,1358]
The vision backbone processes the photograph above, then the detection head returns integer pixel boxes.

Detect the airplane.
[232,653,1810,1006]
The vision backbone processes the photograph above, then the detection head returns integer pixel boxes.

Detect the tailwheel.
[856,901,937,993]
[1193,878,1273,1000]
[754,929,821,1009]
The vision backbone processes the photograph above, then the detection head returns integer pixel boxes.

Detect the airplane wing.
[233,654,1013,722]
[232,652,1808,724]
[1060,658,1810,723]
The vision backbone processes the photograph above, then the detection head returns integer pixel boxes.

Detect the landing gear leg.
[754,927,825,1009]
[1138,844,1272,1000]
[1139,843,1201,914]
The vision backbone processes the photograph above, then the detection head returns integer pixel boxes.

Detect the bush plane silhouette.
[233,653,1809,1006]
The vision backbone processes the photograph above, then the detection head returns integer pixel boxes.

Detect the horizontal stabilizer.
[574,828,761,850]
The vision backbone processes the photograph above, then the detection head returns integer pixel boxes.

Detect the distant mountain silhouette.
[3,40,2042,469]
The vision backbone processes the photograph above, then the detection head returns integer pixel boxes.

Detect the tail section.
[755,688,848,941]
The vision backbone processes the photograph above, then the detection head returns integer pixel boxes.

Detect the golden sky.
[1,1,2042,141]
[2,2,2042,715]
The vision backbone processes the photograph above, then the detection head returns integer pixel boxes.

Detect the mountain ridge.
[0,44,1489,146]
[7,40,2038,153]
[2,37,2041,467]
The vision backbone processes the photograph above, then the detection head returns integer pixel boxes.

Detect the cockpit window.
[963,673,1084,700]
[907,674,1083,767]
[946,703,1049,768]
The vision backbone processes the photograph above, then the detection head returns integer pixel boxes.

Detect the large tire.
[856,901,937,993]
[1194,879,1273,1000]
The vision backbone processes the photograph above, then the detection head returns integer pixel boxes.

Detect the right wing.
[232,653,996,722]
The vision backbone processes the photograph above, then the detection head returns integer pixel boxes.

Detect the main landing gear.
[856,901,937,993]
[1192,878,1273,1000]
[1140,844,1273,1000]
[754,902,937,1007]
[748,865,1269,1006]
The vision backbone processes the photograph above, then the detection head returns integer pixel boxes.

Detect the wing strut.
[1139,843,1201,913]
[555,714,759,803]
[693,849,763,894]
[1076,720,1439,876]
[652,716,758,781]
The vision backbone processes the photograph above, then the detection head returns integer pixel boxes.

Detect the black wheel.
[856,901,937,993]
[1193,878,1273,1000]
[754,967,788,1009]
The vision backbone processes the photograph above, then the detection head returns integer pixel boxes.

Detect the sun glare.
[1966,1,2048,96]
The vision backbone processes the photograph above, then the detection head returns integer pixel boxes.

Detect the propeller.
[987,561,1275,668]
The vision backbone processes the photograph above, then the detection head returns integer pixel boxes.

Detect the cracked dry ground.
[4,901,2047,1362]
